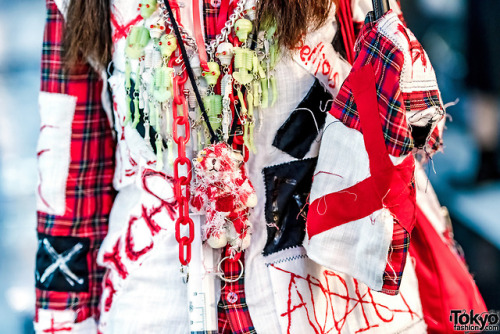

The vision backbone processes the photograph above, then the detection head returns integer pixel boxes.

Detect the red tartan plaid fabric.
[381,220,410,294]
[203,1,256,332]
[203,0,219,40]
[327,10,444,294]
[217,254,256,334]
[402,90,443,152]
[36,0,116,323]
[332,16,442,157]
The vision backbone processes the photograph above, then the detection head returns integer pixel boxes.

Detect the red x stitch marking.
[271,264,420,334]
[397,25,427,67]
[111,10,142,43]
[42,315,73,333]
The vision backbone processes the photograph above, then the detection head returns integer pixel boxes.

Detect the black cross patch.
[35,234,90,292]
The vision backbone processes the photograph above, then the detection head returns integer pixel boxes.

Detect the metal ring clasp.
[216,256,244,283]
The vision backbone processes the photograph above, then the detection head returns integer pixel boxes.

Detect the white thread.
[443,98,459,111]
[292,107,320,134]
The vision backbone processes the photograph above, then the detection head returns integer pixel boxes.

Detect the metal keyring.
[180,265,189,284]
[217,256,244,283]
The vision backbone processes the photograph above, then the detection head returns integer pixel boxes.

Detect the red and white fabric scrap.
[305,10,444,295]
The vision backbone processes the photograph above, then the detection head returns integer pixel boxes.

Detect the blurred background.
[0,0,498,332]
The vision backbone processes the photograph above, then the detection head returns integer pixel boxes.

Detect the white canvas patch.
[36,92,76,216]
[292,6,351,97]
[35,309,97,334]
[263,247,426,334]
[306,114,409,290]
[377,12,439,93]
[304,208,394,291]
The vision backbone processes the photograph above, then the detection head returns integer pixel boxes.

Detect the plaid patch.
[203,2,256,332]
[36,0,116,323]
[403,90,443,152]
[381,221,410,295]
[217,254,256,334]
[203,0,236,41]
[203,0,218,40]
[331,17,442,157]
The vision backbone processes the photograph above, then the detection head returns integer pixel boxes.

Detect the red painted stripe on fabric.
[193,0,210,72]
[216,0,231,34]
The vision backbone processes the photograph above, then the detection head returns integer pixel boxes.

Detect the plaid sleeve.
[35,0,116,327]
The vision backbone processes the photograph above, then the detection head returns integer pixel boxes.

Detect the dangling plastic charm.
[149,18,166,41]
[149,101,157,129]
[233,48,253,85]
[246,90,256,153]
[221,74,233,141]
[236,88,247,116]
[252,53,265,79]
[234,19,253,43]
[139,0,157,19]
[164,102,172,143]
[167,138,175,168]
[125,26,151,59]
[154,103,161,131]
[247,90,254,123]
[155,134,164,171]
[249,121,256,153]
[260,78,268,108]
[124,60,132,126]
[203,95,222,132]
[243,0,257,20]
[153,66,174,103]
[215,42,234,67]
[202,62,221,87]
[132,63,141,128]
[139,59,147,111]
[270,76,278,107]
[160,35,178,60]
[252,80,261,107]
[143,94,151,142]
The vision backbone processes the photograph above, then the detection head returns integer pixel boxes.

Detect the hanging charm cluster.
[122,0,279,264]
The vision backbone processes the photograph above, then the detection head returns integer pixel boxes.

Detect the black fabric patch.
[263,158,318,256]
[35,233,90,292]
[273,79,332,159]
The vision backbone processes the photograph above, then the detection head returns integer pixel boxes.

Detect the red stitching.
[110,11,142,43]
[271,264,420,334]
[42,315,73,333]
[102,238,128,279]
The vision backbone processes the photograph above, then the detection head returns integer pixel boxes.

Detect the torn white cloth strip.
[34,309,97,334]
[37,92,76,216]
